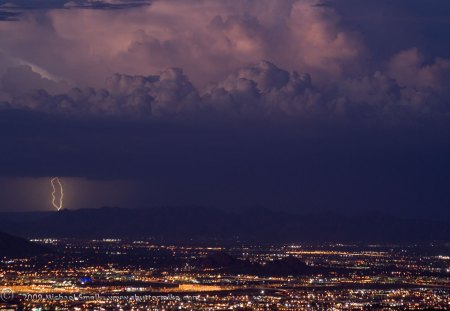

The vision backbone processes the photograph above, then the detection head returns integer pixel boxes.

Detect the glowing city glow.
[50,177,64,211]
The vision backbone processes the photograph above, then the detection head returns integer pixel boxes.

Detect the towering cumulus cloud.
[0,0,449,122]
[1,0,362,86]
[2,59,450,122]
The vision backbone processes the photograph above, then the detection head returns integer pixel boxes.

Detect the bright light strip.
[50,177,64,211]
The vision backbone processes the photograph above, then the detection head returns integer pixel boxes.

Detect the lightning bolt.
[50,177,64,211]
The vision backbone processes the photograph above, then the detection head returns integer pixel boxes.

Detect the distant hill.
[1,206,450,243]
[0,231,52,258]
[200,252,313,276]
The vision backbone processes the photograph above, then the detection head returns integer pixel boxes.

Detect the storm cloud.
[0,0,449,121]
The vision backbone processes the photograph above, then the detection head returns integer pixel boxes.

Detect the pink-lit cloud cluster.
[0,0,449,122]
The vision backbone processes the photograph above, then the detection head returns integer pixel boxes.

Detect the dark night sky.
[0,0,450,219]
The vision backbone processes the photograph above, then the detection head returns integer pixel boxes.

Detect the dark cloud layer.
[327,0,450,60]
[0,0,150,10]
[0,0,449,216]
[0,1,151,21]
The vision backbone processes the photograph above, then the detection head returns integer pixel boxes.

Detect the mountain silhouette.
[0,231,52,257]
[2,206,449,243]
